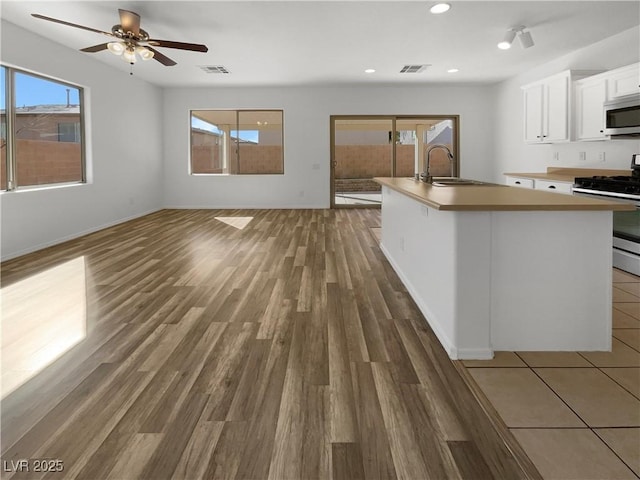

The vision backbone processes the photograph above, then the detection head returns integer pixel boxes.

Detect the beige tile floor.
[463,268,640,480]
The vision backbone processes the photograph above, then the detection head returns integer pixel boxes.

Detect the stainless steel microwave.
[604,94,640,137]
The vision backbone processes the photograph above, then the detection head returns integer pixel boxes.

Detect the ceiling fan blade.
[80,43,110,53]
[31,13,114,37]
[118,9,140,36]
[146,47,177,66]
[147,39,208,53]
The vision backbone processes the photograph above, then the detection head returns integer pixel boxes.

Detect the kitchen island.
[374,177,634,360]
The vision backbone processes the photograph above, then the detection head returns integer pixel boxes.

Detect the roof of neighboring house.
[0,104,80,115]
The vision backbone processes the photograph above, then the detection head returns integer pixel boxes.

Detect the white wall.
[163,84,496,208]
[0,21,164,260]
[492,26,640,181]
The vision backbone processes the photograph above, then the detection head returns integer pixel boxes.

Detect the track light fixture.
[518,29,534,49]
[498,26,534,50]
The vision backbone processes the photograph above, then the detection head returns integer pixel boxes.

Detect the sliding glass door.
[332,117,393,207]
[396,117,458,178]
[330,115,459,208]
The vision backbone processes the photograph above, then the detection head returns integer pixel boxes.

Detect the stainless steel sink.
[430,177,486,186]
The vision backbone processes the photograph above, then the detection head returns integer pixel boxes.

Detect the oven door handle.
[572,187,640,205]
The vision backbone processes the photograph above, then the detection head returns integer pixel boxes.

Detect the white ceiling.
[1,1,639,87]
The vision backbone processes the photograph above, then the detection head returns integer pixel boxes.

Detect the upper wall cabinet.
[574,63,639,141]
[522,71,592,144]
[606,62,640,100]
[575,75,608,141]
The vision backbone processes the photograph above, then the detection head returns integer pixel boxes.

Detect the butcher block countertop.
[374,177,635,211]
[503,167,631,183]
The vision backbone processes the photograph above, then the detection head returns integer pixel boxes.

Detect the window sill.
[1,182,87,194]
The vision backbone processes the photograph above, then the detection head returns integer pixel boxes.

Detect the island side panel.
[453,212,493,358]
[379,186,493,359]
[489,210,613,351]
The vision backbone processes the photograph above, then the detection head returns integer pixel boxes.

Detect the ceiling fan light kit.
[498,26,534,50]
[107,41,125,55]
[136,46,154,61]
[31,9,208,69]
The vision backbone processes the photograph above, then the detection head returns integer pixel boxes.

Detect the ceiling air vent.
[399,64,430,73]
[199,65,230,74]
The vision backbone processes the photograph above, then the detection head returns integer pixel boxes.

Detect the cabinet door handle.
[536,135,541,138]
[600,130,604,133]
[548,185,556,189]
[515,181,521,185]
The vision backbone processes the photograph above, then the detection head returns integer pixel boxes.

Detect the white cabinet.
[522,70,603,144]
[523,84,546,143]
[505,176,573,194]
[574,63,639,141]
[523,71,571,143]
[534,179,573,195]
[606,62,640,99]
[505,176,534,189]
[575,76,607,141]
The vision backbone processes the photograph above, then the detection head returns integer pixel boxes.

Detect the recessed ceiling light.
[447,68,459,73]
[364,68,376,74]
[430,3,451,14]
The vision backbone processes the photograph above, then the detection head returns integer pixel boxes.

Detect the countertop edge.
[374,177,634,212]
[503,168,631,183]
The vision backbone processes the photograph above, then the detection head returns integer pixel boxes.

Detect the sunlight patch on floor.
[214,216,254,230]
[1,256,87,398]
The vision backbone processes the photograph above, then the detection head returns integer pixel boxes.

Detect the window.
[58,122,81,143]
[190,110,283,175]
[1,65,85,191]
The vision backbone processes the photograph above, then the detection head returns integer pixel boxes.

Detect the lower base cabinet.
[505,176,573,194]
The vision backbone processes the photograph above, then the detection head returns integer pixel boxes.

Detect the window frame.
[1,65,87,191]
[189,109,284,176]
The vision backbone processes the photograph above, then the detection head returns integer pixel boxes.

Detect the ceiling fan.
[31,9,208,66]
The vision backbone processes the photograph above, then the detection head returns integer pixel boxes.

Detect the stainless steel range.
[574,154,640,276]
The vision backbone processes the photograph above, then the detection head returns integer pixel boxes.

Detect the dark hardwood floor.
[0,209,540,479]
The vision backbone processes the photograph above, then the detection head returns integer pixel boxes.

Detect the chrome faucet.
[421,144,455,183]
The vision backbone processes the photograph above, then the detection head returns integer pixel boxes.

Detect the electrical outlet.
[420,205,429,217]
[579,152,586,161]
[599,152,606,162]
[400,236,405,252]
[553,151,560,161]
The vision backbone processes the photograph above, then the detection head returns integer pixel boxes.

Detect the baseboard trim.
[1,208,162,262]
[162,204,329,210]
